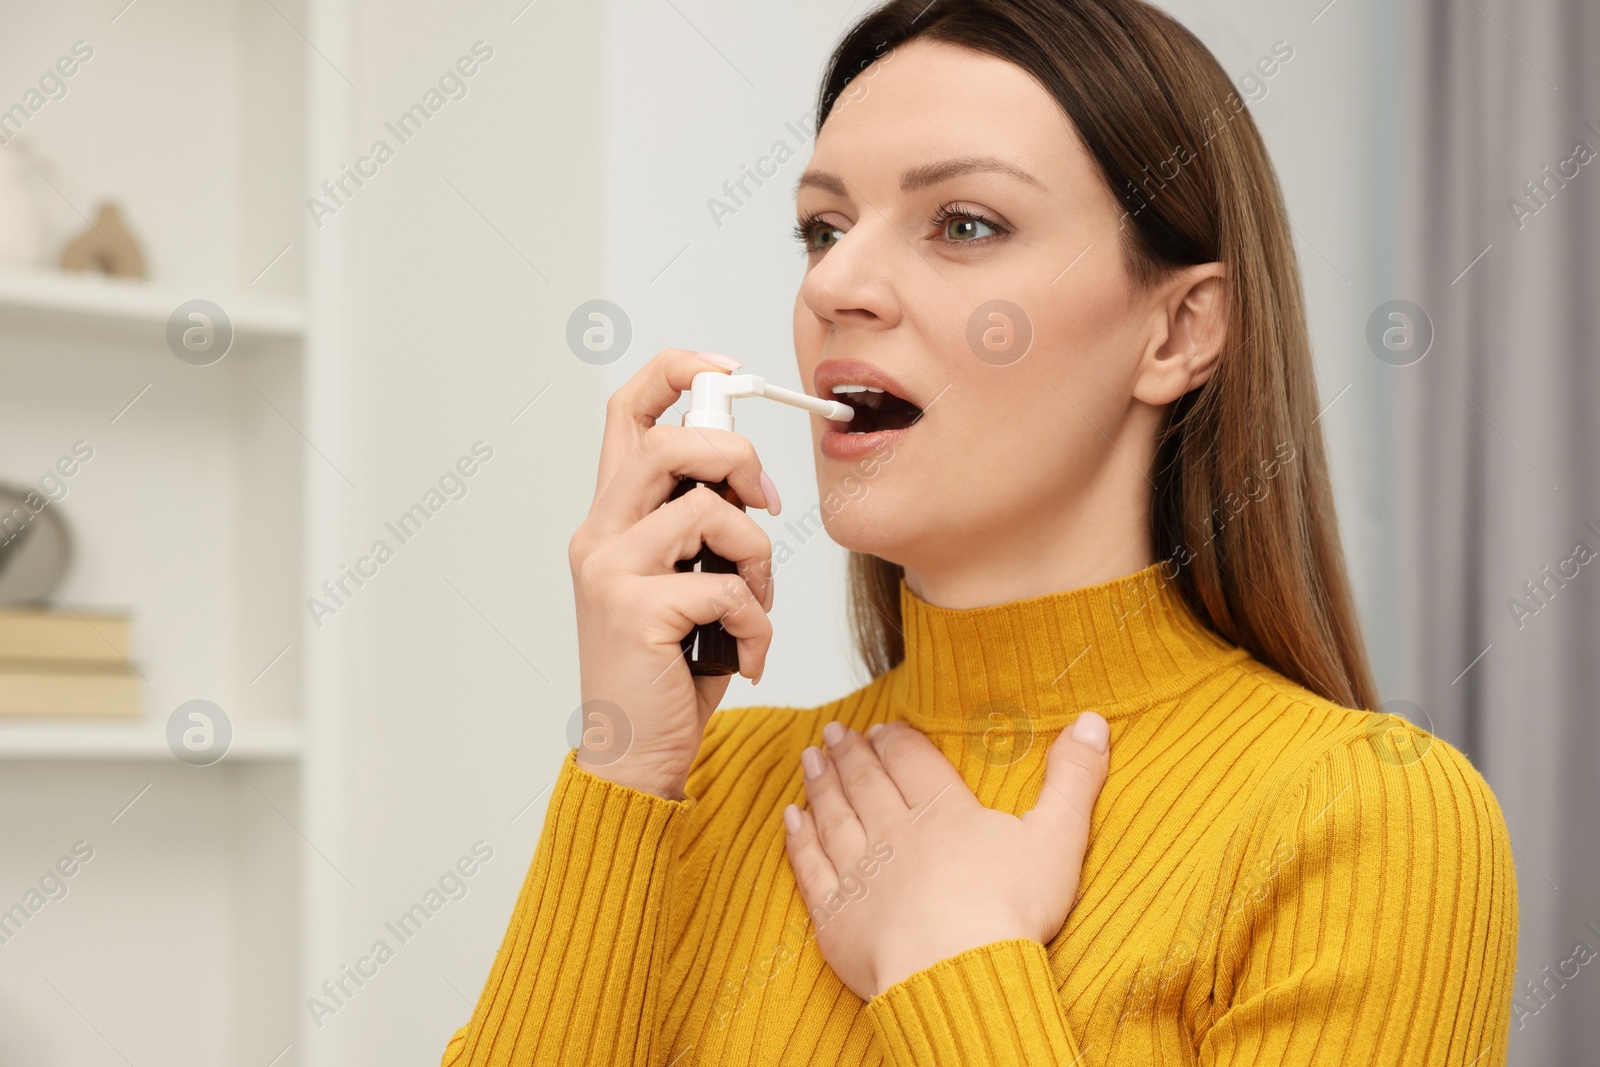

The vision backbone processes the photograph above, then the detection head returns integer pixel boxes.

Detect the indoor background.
[0,0,1593,1064]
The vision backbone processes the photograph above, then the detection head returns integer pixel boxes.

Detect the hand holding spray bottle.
[671,370,854,675]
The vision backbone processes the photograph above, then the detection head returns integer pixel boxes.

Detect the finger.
[821,721,907,833]
[595,349,742,499]
[1022,712,1110,847]
[592,424,777,538]
[866,722,970,814]
[782,803,839,915]
[597,485,774,612]
[637,571,773,682]
[800,744,869,872]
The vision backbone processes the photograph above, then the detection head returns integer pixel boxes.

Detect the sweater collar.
[884,562,1250,732]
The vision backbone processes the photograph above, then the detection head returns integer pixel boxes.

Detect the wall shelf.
[0,4,316,1063]
[0,719,302,760]
[0,269,305,344]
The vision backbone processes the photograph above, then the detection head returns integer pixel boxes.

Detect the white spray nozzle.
[682,371,854,432]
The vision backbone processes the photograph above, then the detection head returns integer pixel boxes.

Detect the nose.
[797,218,904,332]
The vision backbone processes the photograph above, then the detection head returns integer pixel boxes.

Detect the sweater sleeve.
[440,748,695,1067]
[1198,724,1519,1064]
[865,938,1086,1065]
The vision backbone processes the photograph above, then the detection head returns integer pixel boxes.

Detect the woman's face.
[792,39,1219,599]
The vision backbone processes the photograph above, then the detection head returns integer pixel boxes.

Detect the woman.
[443,0,1518,1063]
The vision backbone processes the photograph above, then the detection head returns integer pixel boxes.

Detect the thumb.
[1022,712,1110,844]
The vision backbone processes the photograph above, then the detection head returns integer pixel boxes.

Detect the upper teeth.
[831,384,885,394]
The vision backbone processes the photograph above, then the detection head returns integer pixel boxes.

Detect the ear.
[1131,262,1228,406]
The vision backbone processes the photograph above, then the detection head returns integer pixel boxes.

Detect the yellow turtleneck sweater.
[441,563,1518,1065]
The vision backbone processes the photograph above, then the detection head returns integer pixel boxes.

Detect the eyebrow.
[794,156,1046,198]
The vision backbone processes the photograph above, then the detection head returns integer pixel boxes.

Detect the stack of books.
[0,608,141,716]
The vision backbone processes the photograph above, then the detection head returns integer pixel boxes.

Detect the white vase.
[0,141,49,269]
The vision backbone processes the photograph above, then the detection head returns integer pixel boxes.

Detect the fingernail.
[801,746,826,779]
[1071,711,1110,754]
[783,804,802,833]
[698,351,742,370]
[868,723,885,738]
[822,721,846,747]
[759,470,782,516]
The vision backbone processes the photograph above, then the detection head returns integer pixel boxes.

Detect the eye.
[793,212,845,253]
[932,204,1007,244]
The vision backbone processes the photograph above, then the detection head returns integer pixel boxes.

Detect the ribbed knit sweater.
[442,562,1519,1065]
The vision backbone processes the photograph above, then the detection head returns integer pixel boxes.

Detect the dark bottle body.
[669,476,743,675]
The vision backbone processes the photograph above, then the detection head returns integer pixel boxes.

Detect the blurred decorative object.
[0,481,73,603]
[59,200,146,278]
[0,139,51,268]
[0,484,139,715]
[0,608,140,716]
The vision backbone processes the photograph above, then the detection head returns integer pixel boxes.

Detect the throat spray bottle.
[672,370,854,675]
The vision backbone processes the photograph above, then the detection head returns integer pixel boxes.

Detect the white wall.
[322,0,609,1063]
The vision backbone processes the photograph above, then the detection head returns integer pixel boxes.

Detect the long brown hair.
[820,0,1380,711]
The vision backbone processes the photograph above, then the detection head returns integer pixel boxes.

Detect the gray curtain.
[1394,0,1600,1063]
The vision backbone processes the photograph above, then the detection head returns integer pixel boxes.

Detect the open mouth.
[829,384,923,434]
